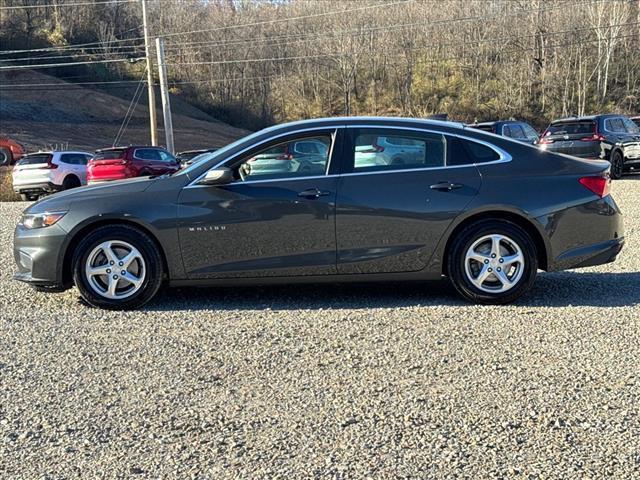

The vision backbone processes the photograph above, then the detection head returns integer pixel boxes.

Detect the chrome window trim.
[186,123,511,188]
[344,124,512,169]
[186,127,338,188]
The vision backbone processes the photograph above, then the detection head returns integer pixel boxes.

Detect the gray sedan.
[13,117,624,309]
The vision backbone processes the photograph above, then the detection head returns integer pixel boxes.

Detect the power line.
[2,32,635,92]
[0,0,414,55]
[0,56,145,71]
[113,69,147,146]
[0,0,136,10]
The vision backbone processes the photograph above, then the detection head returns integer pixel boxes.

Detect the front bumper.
[13,222,69,289]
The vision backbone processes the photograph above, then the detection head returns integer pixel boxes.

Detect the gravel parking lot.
[1,179,639,479]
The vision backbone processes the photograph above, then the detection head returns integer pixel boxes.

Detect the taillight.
[276,144,292,160]
[579,175,611,198]
[579,133,605,142]
[538,137,554,144]
[46,157,57,169]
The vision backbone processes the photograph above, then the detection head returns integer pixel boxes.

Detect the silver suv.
[12,151,92,201]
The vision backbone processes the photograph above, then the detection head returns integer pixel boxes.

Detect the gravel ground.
[1,179,639,479]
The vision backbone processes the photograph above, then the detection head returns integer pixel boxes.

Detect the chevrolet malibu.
[13,117,624,310]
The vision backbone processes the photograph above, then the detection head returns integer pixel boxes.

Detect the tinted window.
[547,122,595,135]
[95,149,125,160]
[135,148,162,161]
[158,150,176,163]
[294,141,321,154]
[522,124,539,139]
[352,129,445,172]
[448,137,501,165]
[16,154,51,166]
[471,125,495,133]
[61,153,89,165]
[632,118,640,128]
[237,135,331,181]
[606,118,626,133]
[509,125,526,139]
[622,117,639,133]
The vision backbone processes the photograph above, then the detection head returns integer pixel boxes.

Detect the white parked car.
[12,151,93,201]
[354,134,446,169]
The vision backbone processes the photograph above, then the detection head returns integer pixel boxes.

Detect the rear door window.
[61,153,89,165]
[351,129,445,172]
[135,148,162,161]
[606,118,626,133]
[522,124,539,140]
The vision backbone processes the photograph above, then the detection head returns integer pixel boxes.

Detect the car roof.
[96,146,164,152]
[270,116,465,130]
[551,114,624,123]
[24,150,90,155]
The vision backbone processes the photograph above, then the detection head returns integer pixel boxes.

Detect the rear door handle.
[298,188,331,199]
[430,181,463,192]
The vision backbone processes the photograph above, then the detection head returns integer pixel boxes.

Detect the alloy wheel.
[84,240,146,299]
[464,234,525,293]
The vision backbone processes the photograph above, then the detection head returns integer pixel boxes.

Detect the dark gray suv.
[13,117,624,310]
[539,114,640,179]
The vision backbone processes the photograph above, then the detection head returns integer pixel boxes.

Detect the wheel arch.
[60,218,170,288]
[62,173,81,187]
[441,209,549,274]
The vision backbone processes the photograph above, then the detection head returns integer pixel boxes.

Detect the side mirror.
[199,167,233,186]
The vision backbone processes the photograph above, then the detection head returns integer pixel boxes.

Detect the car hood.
[26,177,155,214]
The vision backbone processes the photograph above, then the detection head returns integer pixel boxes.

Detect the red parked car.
[87,146,180,184]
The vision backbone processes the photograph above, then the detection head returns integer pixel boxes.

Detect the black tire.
[62,175,81,190]
[0,147,11,166]
[610,150,624,180]
[72,224,164,310]
[447,219,538,305]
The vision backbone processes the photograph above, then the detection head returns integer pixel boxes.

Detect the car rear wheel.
[0,147,11,166]
[62,175,81,190]
[447,220,538,304]
[72,225,163,310]
[610,150,624,180]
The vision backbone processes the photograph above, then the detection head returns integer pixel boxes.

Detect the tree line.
[1,0,639,130]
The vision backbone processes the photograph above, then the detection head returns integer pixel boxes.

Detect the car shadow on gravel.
[142,271,640,311]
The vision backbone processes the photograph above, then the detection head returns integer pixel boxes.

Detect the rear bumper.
[13,181,60,194]
[540,195,625,271]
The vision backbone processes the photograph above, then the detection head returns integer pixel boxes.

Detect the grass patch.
[0,168,20,202]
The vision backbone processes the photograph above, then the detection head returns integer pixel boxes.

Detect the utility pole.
[155,37,174,154]
[141,0,158,146]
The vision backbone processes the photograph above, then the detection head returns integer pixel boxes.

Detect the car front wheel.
[72,225,163,310]
[447,220,538,304]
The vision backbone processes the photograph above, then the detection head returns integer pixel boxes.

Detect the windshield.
[175,129,268,177]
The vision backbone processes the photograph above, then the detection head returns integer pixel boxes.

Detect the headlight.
[21,211,67,229]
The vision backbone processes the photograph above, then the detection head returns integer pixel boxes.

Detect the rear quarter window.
[448,137,501,166]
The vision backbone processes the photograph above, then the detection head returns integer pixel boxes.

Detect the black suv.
[468,120,539,144]
[539,114,640,179]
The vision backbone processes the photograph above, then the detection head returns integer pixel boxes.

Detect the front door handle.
[430,181,463,192]
[298,188,331,199]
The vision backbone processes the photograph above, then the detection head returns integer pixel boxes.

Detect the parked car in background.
[240,137,330,178]
[14,117,623,309]
[87,146,179,184]
[468,120,539,144]
[538,114,640,179]
[0,138,25,166]
[631,116,640,128]
[177,148,218,168]
[12,151,92,201]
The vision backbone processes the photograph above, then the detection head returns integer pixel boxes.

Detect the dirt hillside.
[0,70,249,153]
